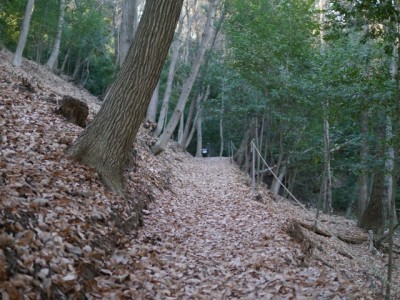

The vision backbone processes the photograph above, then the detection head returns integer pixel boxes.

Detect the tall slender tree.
[46,0,66,70]
[13,0,35,67]
[152,0,221,155]
[154,11,185,137]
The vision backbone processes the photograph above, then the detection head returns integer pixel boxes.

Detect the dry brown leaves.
[0,49,173,298]
[0,49,397,299]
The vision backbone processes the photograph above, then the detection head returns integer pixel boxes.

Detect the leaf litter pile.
[0,49,399,299]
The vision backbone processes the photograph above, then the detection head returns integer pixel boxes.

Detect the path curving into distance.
[96,157,367,299]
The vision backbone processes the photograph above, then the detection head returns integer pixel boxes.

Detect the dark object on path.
[56,96,89,128]
[201,148,208,157]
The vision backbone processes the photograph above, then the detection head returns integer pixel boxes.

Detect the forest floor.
[1,48,400,299]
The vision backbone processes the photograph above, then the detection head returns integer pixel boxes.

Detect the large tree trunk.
[154,12,185,137]
[152,0,221,155]
[67,0,184,194]
[117,0,139,66]
[46,0,66,70]
[13,0,35,67]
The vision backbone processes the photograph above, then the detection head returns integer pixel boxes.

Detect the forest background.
[1,0,400,234]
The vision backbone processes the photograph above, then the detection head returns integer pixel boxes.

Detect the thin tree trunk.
[385,156,397,300]
[178,113,184,144]
[72,50,82,80]
[318,0,332,213]
[67,0,184,194]
[13,0,35,67]
[152,0,221,155]
[180,95,197,146]
[118,0,139,66]
[60,45,71,74]
[271,164,287,196]
[384,116,395,221]
[146,80,159,122]
[180,5,226,148]
[46,0,66,70]
[234,127,253,171]
[79,58,90,87]
[257,117,265,184]
[357,111,370,224]
[254,118,259,180]
[184,86,210,148]
[154,12,185,137]
[195,111,203,157]
[271,132,284,194]
[219,78,226,157]
[183,0,196,64]
[323,110,333,214]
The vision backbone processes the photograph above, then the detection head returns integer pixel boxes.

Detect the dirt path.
[97,157,368,299]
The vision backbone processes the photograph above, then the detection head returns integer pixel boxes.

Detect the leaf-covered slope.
[0,49,180,298]
[0,49,398,298]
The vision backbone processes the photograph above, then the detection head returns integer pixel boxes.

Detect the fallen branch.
[297,220,332,237]
[337,234,368,244]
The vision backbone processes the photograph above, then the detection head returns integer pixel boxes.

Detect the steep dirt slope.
[0,49,184,298]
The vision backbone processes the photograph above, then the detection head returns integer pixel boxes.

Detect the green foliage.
[217,0,400,214]
[0,0,26,49]
[0,0,116,96]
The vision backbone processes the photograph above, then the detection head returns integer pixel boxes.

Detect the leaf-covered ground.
[0,49,399,299]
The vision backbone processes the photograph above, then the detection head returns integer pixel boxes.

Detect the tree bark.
[13,0,35,67]
[152,0,221,155]
[146,80,159,122]
[67,0,184,194]
[46,0,66,70]
[117,0,139,66]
